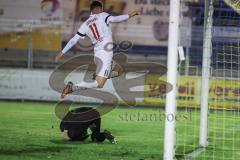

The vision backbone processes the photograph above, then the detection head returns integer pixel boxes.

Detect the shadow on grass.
[175,147,198,159]
[0,144,72,156]
[50,139,119,146]
[175,146,212,159]
[49,139,92,145]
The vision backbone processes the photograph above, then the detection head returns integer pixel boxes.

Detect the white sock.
[74,80,99,90]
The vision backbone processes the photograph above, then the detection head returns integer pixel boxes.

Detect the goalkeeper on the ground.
[60,107,116,144]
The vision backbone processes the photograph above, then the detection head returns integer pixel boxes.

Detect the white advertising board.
[0,69,144,103]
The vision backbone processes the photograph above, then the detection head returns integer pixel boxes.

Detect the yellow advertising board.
[144,75,200,107]
[0,0,65,51]
[0,27,62,51]
[209,79,240,109]
[224,0,240,14]
[145,75,240,109]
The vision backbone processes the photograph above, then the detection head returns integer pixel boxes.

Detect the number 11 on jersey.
[89,23,101,41]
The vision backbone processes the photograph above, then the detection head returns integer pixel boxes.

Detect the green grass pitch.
[0,101,239,160]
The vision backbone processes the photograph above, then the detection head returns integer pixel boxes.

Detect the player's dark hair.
[90,1,103,11]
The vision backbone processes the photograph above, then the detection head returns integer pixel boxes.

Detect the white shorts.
[94,50,113,78]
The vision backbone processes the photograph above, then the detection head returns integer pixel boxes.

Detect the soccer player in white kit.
[55,1,140,99]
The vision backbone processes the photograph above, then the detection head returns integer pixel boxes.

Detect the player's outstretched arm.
[107,9,141,24]
[55,34,81,62]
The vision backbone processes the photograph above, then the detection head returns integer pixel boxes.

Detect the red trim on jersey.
[89,24,98,40]
[93,23,100,39]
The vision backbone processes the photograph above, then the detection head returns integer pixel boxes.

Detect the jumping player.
[55,1,140,98]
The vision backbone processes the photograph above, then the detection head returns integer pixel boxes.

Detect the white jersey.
[77,12,113,52]
[61,12,129,55]
[61,12,129,78]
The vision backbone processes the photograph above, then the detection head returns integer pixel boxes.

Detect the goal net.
[170,0,240,159]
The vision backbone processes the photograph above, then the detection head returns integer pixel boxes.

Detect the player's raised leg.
[61,76,108,99]
[61,54,111,98]
[75,53,111,89]
[92,62,124,80]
